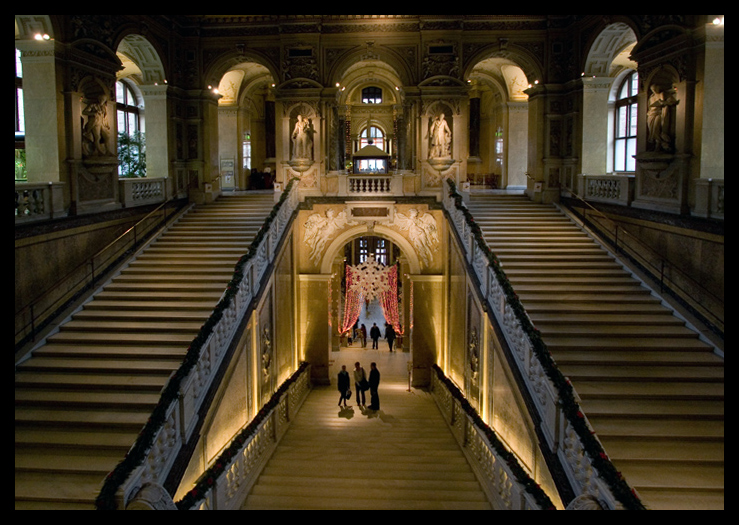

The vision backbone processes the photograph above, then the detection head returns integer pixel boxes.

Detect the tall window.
[15,48,25,139]
[116,81,140,135]
[614,71,638,172]
[15,48,26,180]
[360,126,385,150]
[362,86,382,104]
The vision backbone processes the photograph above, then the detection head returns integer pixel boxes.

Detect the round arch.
[203,49,280,93]
[116,33,167,85]
[320,225,423,276]
[327,46,414,89]
[583,22,638,78]
[15,15,55,40]
[463,44,544,86]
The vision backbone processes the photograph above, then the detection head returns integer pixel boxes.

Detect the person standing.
[359,324,367,348]
[370,323,381,350]
[368,362,381,411]
[337,365,351,407]
[353,362,367,407]
[385,323,397,352]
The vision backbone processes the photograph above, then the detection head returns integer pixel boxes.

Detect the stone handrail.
[442,180,646,511]
[95,180,300,510]
[430,366,556,510]
[175,363,312,510]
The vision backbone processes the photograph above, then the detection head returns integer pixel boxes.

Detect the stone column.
[140,84,171,182]
[16,39,64,185]
[581,76,614,176]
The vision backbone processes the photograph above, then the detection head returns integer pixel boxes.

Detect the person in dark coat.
[385,323,397,352]
[368,362,381,411]
[337,365,351,407]
[370,323,381,349]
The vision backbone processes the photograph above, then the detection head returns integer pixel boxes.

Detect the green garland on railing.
[432,365,556,510]
[176,362,310,510]
[446,180,646,511]
[95,180,299,511]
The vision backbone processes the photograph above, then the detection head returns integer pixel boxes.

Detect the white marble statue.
[304,209,357,265]
[429,113,452,159]
[291,114,313,160]
[392,209,440,268]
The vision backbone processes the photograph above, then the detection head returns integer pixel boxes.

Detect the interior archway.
[321,227,425,385]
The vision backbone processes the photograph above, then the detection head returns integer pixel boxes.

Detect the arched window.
[362,86,382,104]
[116,80,140,135]
[360,126,385,151]
[614,71,638,172]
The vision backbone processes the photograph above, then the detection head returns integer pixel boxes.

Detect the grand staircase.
[14,193,276,510]
[464,194,724,511]
[242,372,492,511]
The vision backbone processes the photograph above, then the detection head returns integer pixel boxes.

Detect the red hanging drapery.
[340,260,404,337]
[379,264,404,336]
[340,265,364,336]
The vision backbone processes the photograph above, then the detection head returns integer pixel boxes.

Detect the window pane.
[118,111,127,135]
[626,138,637,172]
[16,87,25,133]
[615,140,626,172]
[15,48,22,78]
[617,107,628,138]
[630,104,639,136]
[117,82,126,104]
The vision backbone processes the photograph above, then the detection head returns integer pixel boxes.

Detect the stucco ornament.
[304,209,357,265]
[392,209,440,268]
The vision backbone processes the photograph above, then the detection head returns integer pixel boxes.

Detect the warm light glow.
[713,16,724,26]
[34,33,50,41]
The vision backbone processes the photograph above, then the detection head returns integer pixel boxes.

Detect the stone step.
[15,389,161,410]
[46,331,194,347]
[60,319,203,333]
[16,356,183,374]
[575,381,724,400]
[530,313,683,326]
[15,472,103,510]
[14,371,169,391]
[599,437,724,462]
[580,398,724,420]
[15,428,139,452]
[15,193,276,511]
[15,406,150,432]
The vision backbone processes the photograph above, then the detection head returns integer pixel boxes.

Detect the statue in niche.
[392,209,440,268]
[291,114,314,161]
[261,325,272,379]
[304,209,357,265]
[428,113,452,159]
[647,84,679,153]
[82,95,111,157]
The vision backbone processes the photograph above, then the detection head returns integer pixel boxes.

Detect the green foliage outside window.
[118,131,146,178]
[15,149,27,180]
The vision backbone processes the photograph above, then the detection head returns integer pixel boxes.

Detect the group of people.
[337,362,381,411]
[347,322,398,352]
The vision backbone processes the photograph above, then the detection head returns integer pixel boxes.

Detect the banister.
[15,195,189,351]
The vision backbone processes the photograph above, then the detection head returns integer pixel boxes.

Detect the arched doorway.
[318,225,427,387]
